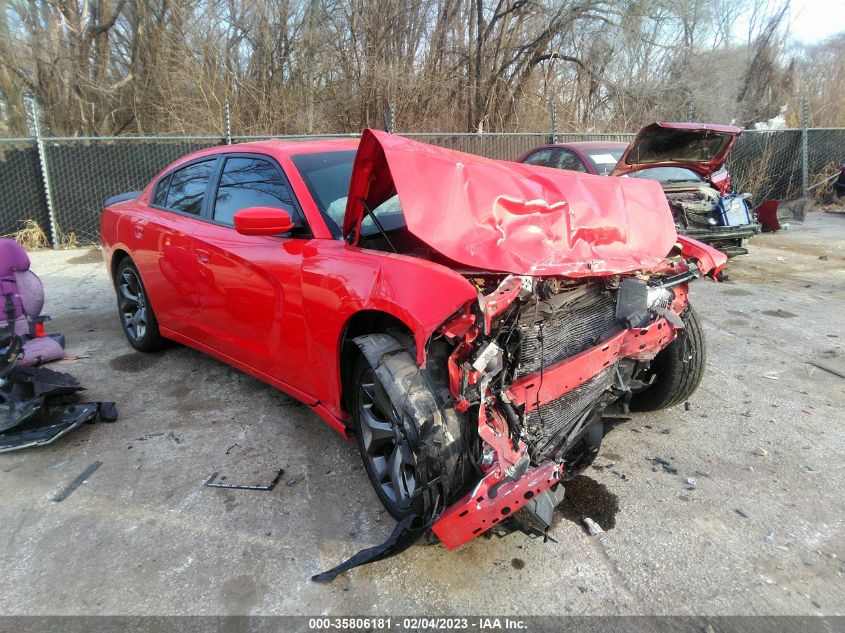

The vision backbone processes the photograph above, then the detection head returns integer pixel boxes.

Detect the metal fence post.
[27,99,59,249]
[383,103,395,134]
[225,99,232,144]
[549,99,558,144]
[801,99,809,198]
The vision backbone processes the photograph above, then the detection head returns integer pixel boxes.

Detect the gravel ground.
[0,211,843,617]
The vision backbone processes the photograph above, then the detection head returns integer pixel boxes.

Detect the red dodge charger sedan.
[101,129,725,565]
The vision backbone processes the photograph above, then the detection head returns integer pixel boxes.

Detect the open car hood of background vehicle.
[344,129,678,277]
[609,122,743,178]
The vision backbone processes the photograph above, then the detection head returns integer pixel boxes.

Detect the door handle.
[195,248,210,264]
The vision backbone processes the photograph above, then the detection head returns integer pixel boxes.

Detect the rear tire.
[630,306,706,412]
[115,258,164,352]
[350,334,473,520]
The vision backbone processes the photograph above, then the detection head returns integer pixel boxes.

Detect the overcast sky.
[789,0,845,43]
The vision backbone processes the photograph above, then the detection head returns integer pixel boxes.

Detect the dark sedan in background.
[517,123,762,256]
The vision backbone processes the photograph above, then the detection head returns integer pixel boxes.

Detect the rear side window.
[213,157,296,225]
[554,150,587,172]
[152,174,170,207]
[523,149,554,166]
[165,160,215,215]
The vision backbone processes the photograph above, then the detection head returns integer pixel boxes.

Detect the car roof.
[158,137,360,176]
[546,141,629,151]
[214,137,360,157]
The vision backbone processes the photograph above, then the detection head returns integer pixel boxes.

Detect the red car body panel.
[101,130,727,552]
[346,129,678,277]
[100,138,478,432]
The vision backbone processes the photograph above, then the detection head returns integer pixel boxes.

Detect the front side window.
[165,160,215,215]
[213,157,296,225]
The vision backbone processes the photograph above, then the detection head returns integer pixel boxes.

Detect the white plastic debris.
[684,476,697,490]
[583,517,604,536]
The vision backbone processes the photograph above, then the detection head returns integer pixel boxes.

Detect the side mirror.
[233,207,295,236]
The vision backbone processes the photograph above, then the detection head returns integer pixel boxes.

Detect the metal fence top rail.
[0,127,843,144]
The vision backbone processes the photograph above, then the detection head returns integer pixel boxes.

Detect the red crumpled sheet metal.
[344,129,679,277]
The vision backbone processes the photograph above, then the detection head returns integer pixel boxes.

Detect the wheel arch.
[110,248,131,283]
[338,309,415,417]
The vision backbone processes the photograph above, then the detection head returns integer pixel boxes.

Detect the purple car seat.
[0,238,65,365]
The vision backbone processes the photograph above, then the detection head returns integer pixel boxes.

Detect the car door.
[134,157,218,339]
[188,154,313,394]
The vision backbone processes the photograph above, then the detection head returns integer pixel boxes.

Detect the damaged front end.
[332,129,727,560]
[431,254,708,549]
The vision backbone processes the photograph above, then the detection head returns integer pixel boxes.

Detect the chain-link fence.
[0,139,50,242]
[0,128,841,247]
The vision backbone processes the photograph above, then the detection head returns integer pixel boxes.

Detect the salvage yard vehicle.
[517,122,761,256]
[101,130,726,552]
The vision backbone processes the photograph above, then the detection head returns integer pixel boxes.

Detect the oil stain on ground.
[762,309,797,319]
[109,352,163,373]
[67,249,103,265]
[558,475,619,531]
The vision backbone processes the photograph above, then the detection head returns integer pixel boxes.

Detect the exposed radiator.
[525,364,617,460]
[516,285,618,377]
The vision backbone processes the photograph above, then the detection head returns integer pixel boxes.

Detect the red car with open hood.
[100,129,725,562]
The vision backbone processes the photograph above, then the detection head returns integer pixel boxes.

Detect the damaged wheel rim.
[358,368,416,509]
[118,268,147,342]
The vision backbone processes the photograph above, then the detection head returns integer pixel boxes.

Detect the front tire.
[350,335,473,521]
[630,306,706,411]
[115,258,164,352]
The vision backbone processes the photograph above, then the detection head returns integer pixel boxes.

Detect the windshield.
[626,166,704,183]
[360,194,407,237]
[584,149,625,175]
[290,150,356,238]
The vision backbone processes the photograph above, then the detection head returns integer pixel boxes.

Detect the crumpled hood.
[610,122,743,178]
[344,129,678,277]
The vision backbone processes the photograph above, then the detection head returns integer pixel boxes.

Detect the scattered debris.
[204,468,284,491]
[583,517,604,536]
[649,457,678,474]
[285,474,304,487]
[734,508,749,518]
[684,476,697,490]
[753,447,768,457]
[684,401,691,411]
[225,443,238,455]
[807,360,845,378]
[765,532,775,545]
[52,461,103,502]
